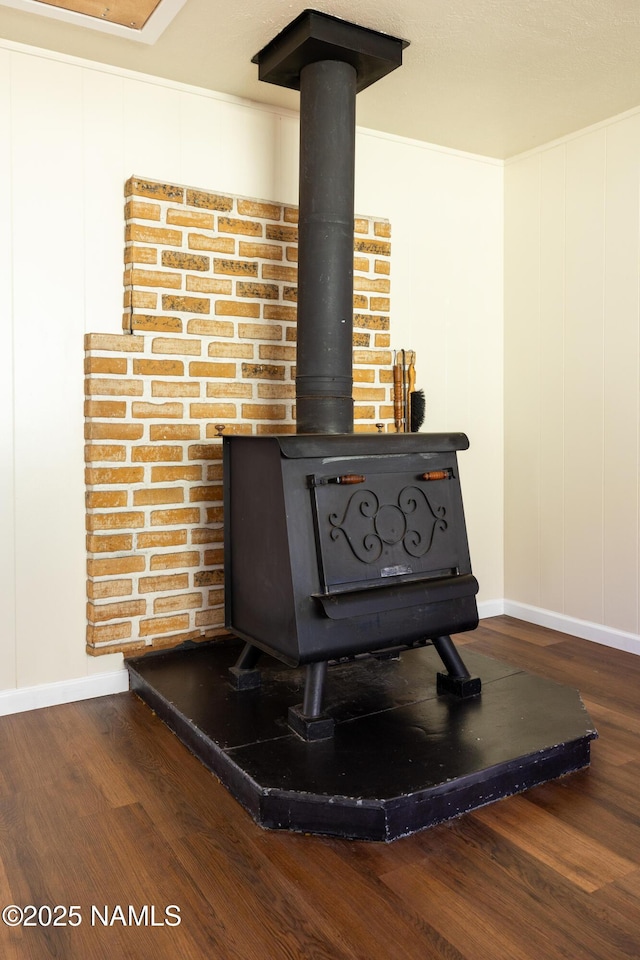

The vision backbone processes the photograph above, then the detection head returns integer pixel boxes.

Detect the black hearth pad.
[126,639,596,841]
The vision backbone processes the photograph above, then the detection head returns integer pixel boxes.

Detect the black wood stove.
[225,433,482,738]
[224,11,481,740]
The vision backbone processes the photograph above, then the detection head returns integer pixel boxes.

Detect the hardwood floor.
[0,616,638,959]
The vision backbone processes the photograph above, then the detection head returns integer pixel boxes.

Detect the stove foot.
[287,705,335,741]
[432,634,482,699]
[228,642,262,690]
[436,672,482,699]
[288,660,335,740]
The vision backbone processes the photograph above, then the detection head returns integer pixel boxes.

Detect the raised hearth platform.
[126,638,597,842]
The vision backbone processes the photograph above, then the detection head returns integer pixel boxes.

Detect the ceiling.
[2,0,640,158]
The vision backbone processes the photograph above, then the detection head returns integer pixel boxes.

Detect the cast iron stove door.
[309,467,463,596]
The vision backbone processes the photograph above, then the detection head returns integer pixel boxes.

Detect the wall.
[0,39,504,704]
[504,111,640,652]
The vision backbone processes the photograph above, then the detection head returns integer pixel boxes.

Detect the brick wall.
[84,176,393,656]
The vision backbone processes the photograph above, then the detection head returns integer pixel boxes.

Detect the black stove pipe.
[252,10,407,436]
[296,59,357,434]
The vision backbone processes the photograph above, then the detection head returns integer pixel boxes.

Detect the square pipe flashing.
[252,9,409,93]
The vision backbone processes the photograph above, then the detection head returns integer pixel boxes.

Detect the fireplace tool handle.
[402,349,408,432]
[393,351,404,432]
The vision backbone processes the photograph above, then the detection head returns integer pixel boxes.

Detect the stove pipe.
[252,10,408,434]
[297,59,356,434]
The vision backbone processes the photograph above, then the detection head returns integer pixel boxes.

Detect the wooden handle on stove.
[421,469,452,481]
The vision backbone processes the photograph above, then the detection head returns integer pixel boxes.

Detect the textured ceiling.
[2,0,640,157]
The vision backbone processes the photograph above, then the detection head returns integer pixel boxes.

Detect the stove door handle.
[420,469,452,482]
[332,474,366,484]
[311,474,366,486]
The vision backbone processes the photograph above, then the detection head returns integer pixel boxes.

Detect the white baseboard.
[0,669,130,717]
[477,599,505,619]
[502,600,640,656]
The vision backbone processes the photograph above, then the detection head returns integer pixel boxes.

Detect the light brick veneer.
[84,176,394,656]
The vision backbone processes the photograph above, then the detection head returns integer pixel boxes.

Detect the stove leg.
[229,642,262,690]
[288,661,335,741]
[432,635,481,699]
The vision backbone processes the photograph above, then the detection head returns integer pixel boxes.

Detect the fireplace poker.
[393,351,404,432]
[402,349,408,432]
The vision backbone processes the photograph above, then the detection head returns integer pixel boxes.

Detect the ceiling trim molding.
[0,0,187,44]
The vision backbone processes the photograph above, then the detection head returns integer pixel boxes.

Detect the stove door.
[309,460,470,596]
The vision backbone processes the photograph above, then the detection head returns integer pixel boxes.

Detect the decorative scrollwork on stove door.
[328,485,447,565]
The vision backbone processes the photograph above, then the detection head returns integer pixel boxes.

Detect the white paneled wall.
[11,53,87,687]
[505,114,640,646]
[0,48,16,692]
[82,69,128,336]
[564,131,606,623]
[538,147,566,615]
[602,120,640,633]
[1,41,505,700]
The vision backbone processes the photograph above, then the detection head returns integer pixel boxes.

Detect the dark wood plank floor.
[0,616,638,959]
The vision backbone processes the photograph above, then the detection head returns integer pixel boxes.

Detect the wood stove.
[224,11,481,739]
[224,432,481,738]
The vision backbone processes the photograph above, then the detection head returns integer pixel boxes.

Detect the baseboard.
[0,669,130,717]
[478,599,505,619]
[502,600,640,656]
